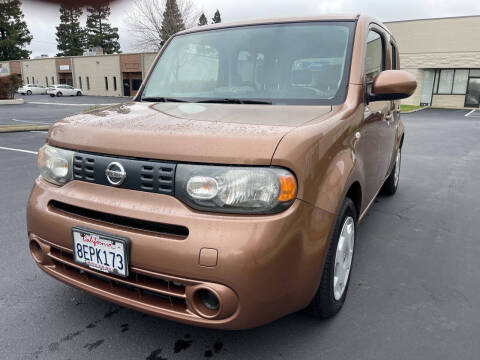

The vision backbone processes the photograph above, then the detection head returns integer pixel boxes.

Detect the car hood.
[48,101,331,164]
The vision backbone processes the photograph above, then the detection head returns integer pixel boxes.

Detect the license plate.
[72,227,130,277]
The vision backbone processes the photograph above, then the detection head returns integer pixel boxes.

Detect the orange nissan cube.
[27,15,416,329]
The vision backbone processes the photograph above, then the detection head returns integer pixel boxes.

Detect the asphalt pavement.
[0,108,479,360]
[0,95,125,126]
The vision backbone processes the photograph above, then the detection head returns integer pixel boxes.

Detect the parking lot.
[0,95,124,126]
[1,108,479,359]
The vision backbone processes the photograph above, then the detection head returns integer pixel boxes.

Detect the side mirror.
[368,70,417,102]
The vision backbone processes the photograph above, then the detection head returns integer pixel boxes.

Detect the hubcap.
[333,216,355,301]
[394,149,401,187]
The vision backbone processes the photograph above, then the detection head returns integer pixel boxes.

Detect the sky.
[22,0,480,58]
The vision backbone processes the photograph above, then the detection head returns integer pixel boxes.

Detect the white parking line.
[26,101,119,107]
[0,146,38,155]
[465,109,477,117]
[12,119,51,125]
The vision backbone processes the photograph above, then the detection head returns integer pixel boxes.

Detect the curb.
[0,99,25,105]
[26,101,120,107]
[0,125,51,133]
[401,107,427,114]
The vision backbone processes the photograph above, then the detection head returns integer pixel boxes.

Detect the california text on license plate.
[72,227,130,277]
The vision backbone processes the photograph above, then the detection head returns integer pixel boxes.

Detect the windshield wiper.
[197,98,272,105]
[141,97,189,103]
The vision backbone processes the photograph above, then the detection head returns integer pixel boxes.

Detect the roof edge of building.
[385,14,480,24]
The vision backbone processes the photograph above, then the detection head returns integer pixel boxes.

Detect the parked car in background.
[28,15,416,330]
[17,84,47,95]
[47,84,82,97]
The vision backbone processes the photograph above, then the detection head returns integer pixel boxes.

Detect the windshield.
[141,21,355,105]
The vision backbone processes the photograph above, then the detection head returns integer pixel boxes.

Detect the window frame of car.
[137,20,358,106]
[364,25,387,98]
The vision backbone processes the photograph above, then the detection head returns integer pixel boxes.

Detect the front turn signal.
[277,174,297,202]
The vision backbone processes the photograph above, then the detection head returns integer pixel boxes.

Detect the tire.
[382,147,402,196]
[56,92,63,97]
[307,197,357,318]
[26,90,32,95]
[76,91,82,96]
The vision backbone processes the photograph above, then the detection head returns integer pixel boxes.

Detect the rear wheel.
[26,90,32,95]
[76,91,82,96]
[382,147,401,196]
[56,92,63,97]
[307,197,357,318]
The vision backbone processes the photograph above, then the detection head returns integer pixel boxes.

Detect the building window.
[52,76,55,85]
[105,77,109,91]
[437,69,454,94]
[79,76,83,89]
[86,77,90,90]
[45,77,48,86]
[113,76,117,91]
[32,76,35,84]
[433,69,472,95]
[365,30,385,93]
[27,77,29,84]
[452,70,469,94]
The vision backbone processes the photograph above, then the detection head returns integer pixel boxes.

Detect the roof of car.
[177,14,361,36]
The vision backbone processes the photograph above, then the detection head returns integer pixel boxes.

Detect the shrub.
[0,75,22,100]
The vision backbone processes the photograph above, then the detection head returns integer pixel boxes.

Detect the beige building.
[2,52,157,97]
[386,15,480,108]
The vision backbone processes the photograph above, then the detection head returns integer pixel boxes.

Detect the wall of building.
[142,53,157,75]
[72,55,122,96]
[387,16,480,109]
[387,16,480,55]
[431,95,466,108]
[401,68,424,106]
[21,58,56,86]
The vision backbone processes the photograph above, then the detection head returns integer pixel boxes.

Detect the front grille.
[73,152,176,195]
[49,200,189,239]
[47,246,189,314]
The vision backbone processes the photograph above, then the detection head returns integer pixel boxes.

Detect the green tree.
[211,9,221,24]
[0,0,32,61]
[56,3,85,57]
[160,0,185,46]
[198,13,207,26]
[85,3,120,54]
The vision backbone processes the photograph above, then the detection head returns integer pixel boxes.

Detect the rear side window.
[365,30,385,93]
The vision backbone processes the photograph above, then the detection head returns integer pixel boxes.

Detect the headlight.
[175,165,297,214]
[37,144,74,186]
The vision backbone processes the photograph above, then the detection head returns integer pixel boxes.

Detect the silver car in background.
[17,84,47,95]
[47,84,83,97]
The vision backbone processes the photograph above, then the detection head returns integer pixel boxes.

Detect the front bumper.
[27,178,334,329]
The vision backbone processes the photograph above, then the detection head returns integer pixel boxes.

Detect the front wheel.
[26,90,32,95]
[56,92,63,97]
[307,197,357,318]
[76,91,82,96]
[382,147,402,196]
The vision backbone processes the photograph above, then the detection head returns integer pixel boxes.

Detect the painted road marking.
[465,109,480,117]
[12,119,51,125]
[0,146,38,155]
[26,101,119,107]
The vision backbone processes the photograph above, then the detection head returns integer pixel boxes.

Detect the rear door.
[377,37,400,182]
[362,28,391,202]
